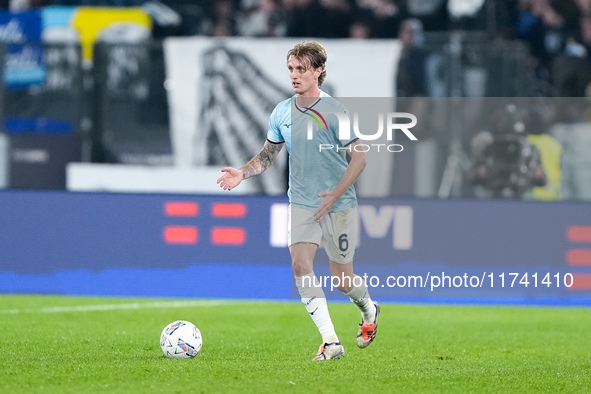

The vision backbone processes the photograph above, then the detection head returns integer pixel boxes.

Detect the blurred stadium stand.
[0,0,590,200]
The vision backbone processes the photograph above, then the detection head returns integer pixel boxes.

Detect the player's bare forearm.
[240,141,284,179]
[314,141,367,221]
[332,142,367,199]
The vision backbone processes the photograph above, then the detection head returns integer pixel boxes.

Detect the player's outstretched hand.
[314,191,338,221]
[217,167,243,191]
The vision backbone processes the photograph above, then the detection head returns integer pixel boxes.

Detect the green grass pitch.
[1,295,590,393]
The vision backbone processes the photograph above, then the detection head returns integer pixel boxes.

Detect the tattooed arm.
[217,141,284,191]
[241,140,284,179]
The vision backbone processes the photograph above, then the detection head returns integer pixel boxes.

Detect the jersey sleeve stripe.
[267,138,285,144]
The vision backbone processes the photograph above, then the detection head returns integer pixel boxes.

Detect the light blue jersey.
[267,92,358,212]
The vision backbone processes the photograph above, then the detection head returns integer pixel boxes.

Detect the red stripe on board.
[211,227,246,245]
[569,274,591,290]
[164,226,198,244]
[566,249,591,265]
[164,202,199,217]
[567,226,591,243]
[211,203,247,218]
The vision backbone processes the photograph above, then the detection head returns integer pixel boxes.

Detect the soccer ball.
[160,320,202,358]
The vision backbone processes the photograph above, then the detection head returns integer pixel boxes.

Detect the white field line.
[0,300,226,315]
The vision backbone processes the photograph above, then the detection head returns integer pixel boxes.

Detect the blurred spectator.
[575,13,591,55]
[550,97,591,200]
[512,0,579,79]
[315,0,354,38]
[469,104,548,199]
[526,127,563,200]
[155,1,211,36]
[396,18,427,97]
[551,13,591,96]
[447,0,485,29]
[575,0,591,14]
[552,0,580,30]
[284,0,324,37]
[405,0,448,31]
[523,99,563,200]
[349,19,371,39]
[236,0,286,37]
[208,0,237,37]
[357,0,405,38]
[393,17,429,199]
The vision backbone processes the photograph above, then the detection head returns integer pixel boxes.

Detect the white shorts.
[288,205,357,264]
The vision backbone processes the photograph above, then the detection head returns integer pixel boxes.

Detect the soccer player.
[217,41,379,361]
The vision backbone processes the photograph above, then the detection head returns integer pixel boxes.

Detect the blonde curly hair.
[287,41,327,86]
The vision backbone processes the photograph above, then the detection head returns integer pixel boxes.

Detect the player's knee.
[291,258,313,277]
